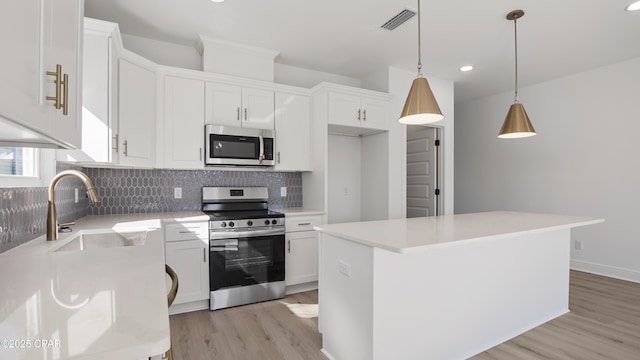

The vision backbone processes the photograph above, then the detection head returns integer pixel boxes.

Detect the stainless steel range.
[203,187,286,310]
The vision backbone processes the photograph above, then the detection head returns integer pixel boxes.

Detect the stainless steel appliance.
[205,125,275,166]
[203,187,285,310]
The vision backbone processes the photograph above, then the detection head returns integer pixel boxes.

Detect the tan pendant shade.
[498,103,535,138]
[399,77,444,124]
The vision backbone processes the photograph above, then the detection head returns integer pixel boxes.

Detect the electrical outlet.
[74,188,79,203]
[281,187,287,197]
[575,239,584,250]
[174,187,182,199]
[338,260,351,277]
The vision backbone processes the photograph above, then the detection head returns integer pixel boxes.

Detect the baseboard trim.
[168,299,209,315]
[571,260,640,283]
[285,281,318,295]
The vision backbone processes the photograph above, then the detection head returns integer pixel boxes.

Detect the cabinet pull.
[123,140,128,156]
[357,109,361,121]
[363,109,366,121]
[203,248,206,262]
[288,240,291,253]
[61,73,69,115]
[277,151,281,164]
[45,64,62,109]
[178,230,198,234]
[237,107,240,121]
[297,222,311,226]
[244,108,248,121]
[199,147,203,161]
[112,134,119,152]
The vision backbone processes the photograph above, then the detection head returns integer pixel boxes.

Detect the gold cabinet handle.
[123,140,128,156]
[277,151,281,164]
[61,73,69,115]
[363,109,367,121]
[237,107,240,121]
[203,248,206,263]
[45,64,62,109]
[357,109,361,121]
[244,108,248,121]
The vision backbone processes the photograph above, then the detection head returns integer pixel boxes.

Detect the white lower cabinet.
[164,223,209,309]
[285,215,322,287]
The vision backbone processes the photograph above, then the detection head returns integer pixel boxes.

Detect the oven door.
[209,228,285,291]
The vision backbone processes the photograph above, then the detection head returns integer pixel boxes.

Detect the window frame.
[0,148,55,187]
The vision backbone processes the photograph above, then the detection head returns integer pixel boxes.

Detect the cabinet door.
[274,93,311,171]
[205,82,241,127]
[165,239,209,304]
[241,87,274,129]
[163,76,205,169]
[42,0,83,147]
[118,58,155,167]
[328,92,362,128]
[285,231,319,286]
[79,31,112,162]
[360,97,388,131]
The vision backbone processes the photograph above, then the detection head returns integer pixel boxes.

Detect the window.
[0,147,54,187]
[0,147,38,177]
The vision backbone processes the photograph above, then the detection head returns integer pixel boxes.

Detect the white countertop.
[274,207,324,217]
[314,211,604,254]
[0,212,205,360]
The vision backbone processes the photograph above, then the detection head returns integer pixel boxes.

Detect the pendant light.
[399,0,443,125]
[498,10,536,138]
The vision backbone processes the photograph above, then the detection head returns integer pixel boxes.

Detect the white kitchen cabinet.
[285,215,322,286]
[0,0,82,148]
[118,55,156,167]
[274,93,312,171]
[328,91,388,131]
[205,82,274,129]
[165,223,209,306]
[162,76,205,169]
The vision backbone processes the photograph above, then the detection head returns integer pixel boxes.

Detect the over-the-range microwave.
[205,125,275,166]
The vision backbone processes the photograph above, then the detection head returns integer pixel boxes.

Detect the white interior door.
[406,126,438,217]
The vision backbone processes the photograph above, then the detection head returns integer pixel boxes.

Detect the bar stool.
[163,264,179,360]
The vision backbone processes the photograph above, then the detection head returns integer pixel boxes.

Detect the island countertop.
[314,211,604,254]
[0,212,207,360]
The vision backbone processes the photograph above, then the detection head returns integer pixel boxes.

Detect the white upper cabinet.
[274,92,312,171]
[162,75,205,169]
[0,0,82,148]
[328,91,388,131]
[117,55,156,167]
[205,82,274,130]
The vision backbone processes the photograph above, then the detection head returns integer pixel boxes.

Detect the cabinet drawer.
[285,215,322,233]
[165,223,208,242]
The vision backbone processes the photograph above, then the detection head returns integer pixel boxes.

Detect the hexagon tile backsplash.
[0,165,302,254]
[83,167,302,215]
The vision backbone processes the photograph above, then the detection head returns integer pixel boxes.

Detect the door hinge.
[435,188,440,196]
[435,139,440,146]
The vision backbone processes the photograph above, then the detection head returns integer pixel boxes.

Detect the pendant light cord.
[513,17,519,103]
[417,0,422,77]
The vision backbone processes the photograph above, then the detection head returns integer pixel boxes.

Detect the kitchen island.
[314,211,603,360]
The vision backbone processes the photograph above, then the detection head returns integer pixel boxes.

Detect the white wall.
[387,67,455,218]
[275,63,361,89]
[121,34,202,71]
[361,132,389,221]
[455,57,640,282]
[327,134,362,223]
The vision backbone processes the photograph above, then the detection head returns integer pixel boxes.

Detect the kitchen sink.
[54,230,147,252]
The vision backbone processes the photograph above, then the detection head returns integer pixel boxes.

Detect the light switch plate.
[174,187,182,199]
[338,260,351,277]
[281,187,287,197]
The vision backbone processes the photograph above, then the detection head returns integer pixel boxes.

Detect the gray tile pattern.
[84,168,302,215]
[0,163,89,253]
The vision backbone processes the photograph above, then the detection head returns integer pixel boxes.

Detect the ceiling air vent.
[380,8,416,31]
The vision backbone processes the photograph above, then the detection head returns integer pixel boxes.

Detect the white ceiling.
[85,0,640,104]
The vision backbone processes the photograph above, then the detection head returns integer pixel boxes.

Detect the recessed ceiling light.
[211,0,224,3]
[626,1,640,11]
[459,65,474,72]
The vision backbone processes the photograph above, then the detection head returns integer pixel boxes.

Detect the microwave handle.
[259,136,265,163]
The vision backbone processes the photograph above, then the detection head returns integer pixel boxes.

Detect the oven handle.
[259,135,265,164]
[209,228,284,240]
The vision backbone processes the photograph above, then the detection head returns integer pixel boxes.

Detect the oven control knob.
[271,219,278,225]
[220,222,227,228]
[228,221,235,228]
[247,220,253,226]
[264,219,271,226]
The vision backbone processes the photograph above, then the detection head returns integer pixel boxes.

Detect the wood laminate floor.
[169,271,640,360]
